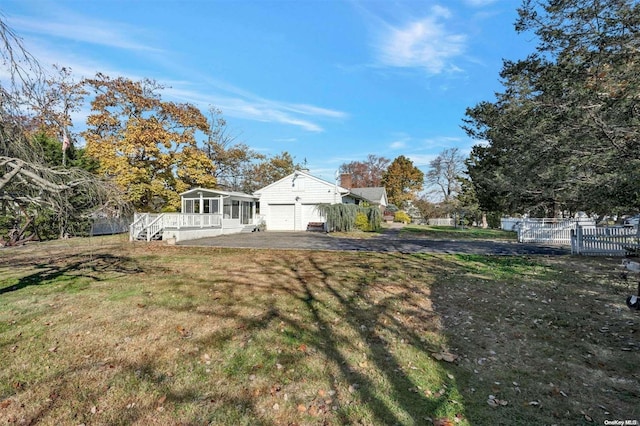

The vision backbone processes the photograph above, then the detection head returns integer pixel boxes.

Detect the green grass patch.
[453,253,550,279]
[402,225,516,241]
[0,237,637,425]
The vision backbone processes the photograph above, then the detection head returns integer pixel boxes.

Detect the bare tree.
[425,148,465,203]
[202,107,264,191]
[339,154,390,188]
[0,16,125,245]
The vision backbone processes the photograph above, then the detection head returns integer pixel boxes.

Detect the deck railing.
[130,213,223,241]
[129,213,150,241]
[162,213,222,229]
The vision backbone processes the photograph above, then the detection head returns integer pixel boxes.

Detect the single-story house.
[253,170,350,231]
[342,187,388,211]
[130,170,386,241]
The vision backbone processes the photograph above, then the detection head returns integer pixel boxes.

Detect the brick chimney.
[340,173,352,189]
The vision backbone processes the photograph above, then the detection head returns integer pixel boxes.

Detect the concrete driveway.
[178,227,569,256]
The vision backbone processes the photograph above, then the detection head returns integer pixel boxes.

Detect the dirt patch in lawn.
[0,236,638,425]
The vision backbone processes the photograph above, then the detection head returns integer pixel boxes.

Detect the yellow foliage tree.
[82,74,216,211]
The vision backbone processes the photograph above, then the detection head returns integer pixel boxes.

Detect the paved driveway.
[178,228,569,256]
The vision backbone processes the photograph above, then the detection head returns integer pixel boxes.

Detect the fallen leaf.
[0,399,11,409]
[298,344,307,352]
[431,351,458,363]
[176,325,192,338]
[157,395,167,405]
[48,346,58,353]
[433,418,455,426]
[297,404,307,412]
[270,385,281,396]
[487,395,507,408]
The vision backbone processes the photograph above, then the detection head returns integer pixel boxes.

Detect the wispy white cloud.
[406,153,438,167]
[6,14,159,52]
[390,140,406,149]
[373,6,467,74]
[5,9,347,133]
[164,82,347,133]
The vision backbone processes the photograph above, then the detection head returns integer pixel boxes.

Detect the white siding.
[268,204,295,230]
[257,172,342,231]
[302,204,324,225]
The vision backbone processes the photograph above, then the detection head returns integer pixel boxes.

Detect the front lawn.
[402,225,517,241]
[0,236,637,425]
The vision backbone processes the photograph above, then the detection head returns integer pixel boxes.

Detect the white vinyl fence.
[512,218,596,245]
[571,226,640,256]
[428,218,455,226]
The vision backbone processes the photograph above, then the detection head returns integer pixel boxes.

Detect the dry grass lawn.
[0,235,638,425]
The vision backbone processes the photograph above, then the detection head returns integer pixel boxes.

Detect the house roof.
[253,170,350,195]
[180,187,258,200]
[348,187,388,205]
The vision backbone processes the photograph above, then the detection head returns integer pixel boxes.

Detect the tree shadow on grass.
[2,247,470,425]
[426,254,640,424]
[296,254,451,424]
[176,250,464,424]
[0,251,147,295]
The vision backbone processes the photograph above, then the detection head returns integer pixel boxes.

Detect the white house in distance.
[337,173,388,212]
[129,170,385,241]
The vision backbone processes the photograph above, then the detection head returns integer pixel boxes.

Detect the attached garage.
[302,204,324,226]
[254,170,349,232]
[268,204,295,231]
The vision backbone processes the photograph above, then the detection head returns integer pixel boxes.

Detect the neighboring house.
[254,170,349,231]
[342,187,388,211]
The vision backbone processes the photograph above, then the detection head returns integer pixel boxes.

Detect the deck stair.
[130,213,165,241]
[240,225,256,233]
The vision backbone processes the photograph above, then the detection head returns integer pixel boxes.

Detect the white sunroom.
[130,188,259,242]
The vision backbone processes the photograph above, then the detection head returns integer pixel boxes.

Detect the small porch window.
[204,199,220,214]
[184,199,198,213]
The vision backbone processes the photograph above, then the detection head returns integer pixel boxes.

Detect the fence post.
[573,225,582,255]
[516,223,522,243]
[570,229,575,254]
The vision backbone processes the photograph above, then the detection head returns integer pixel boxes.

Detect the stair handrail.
[145,214,165,241]
[129,213,150,241]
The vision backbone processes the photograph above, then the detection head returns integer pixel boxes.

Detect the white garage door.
[268,204,295,231]
[302,204,324,226]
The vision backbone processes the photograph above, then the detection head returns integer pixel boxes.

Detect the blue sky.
[2,0,536,182]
